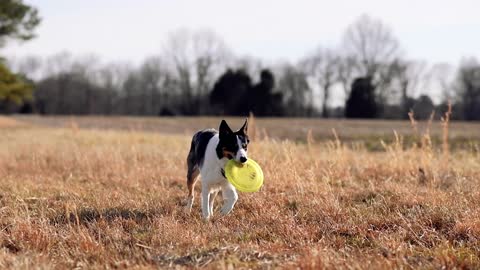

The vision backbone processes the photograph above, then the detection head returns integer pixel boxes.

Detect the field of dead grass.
[0,115,479,269]
[0,116,25,128]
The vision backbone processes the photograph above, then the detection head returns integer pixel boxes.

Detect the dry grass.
[14,115,480,146]
[0,116,25,128]
[0,116,479,269]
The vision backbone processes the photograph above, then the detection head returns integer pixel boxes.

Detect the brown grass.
[0,116,25,128]
[14,115,480,142]
[0,116,479,269]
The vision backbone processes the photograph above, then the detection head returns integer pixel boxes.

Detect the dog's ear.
[219,120,233,138]
[238,118,248,135]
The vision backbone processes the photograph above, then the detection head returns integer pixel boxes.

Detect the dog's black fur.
[188,129,217,168]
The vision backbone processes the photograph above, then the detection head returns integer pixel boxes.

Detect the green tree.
[0,0,40,109]
[0,0,40,46]
[0,61,32,104]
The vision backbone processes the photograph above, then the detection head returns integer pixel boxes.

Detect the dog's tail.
[186,135,200,212]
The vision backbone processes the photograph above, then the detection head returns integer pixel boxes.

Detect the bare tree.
[276,63,311,116]
[137,56,172,115]
[390,60,427,117]
[33,54,114,115]
[337,55,356,96]
[69,54,102,114]
[302,47,339,117]
[163,29,233,114]
[341,14,403,116]
[429,63,454,103]
[342,14,401,78]
[455,58,480,120]
[7,55,42,80]
[97,62,132,114]
[370,60,426,108]
[44,52,74,77]
[97,62,131,92]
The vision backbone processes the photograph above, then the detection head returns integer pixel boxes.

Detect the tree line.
[1,1,479,120]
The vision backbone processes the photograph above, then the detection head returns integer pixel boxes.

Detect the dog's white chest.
[200,135,229,187]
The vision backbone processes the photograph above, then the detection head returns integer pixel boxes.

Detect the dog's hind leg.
[186,142,200,213]
[186,167,199,212]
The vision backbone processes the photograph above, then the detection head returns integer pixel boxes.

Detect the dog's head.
[218,119,249,163]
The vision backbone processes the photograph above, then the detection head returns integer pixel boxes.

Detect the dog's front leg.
[209,191,218,215]
[220,184,238,215]
[201,188,211,220]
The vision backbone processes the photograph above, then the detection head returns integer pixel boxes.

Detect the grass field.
[0,116,479,269]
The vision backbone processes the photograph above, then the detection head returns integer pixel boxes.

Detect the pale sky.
[3,0,480,106]
[4,0,480,65]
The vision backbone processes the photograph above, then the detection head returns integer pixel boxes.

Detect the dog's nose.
[240,156,247,163]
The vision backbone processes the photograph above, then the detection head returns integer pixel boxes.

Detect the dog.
[185,119,249,220]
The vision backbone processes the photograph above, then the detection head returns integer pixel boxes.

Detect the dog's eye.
[242,143,247,149]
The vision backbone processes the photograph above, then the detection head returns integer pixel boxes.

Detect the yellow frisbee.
[224,159,264,192]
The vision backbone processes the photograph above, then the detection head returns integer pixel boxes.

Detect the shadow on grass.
[151,246,295,268]
[50,207,159,225]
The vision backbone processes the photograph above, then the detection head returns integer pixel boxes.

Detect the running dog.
[185,119,249,220]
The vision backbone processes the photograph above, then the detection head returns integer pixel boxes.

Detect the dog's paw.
[219,208,232,216]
